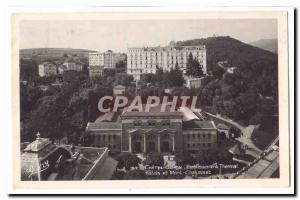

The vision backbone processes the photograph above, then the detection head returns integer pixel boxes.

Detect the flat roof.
[182,119,216,129]
[122,105,183,118]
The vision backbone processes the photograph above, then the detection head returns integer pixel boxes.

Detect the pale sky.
[20,19,277,52]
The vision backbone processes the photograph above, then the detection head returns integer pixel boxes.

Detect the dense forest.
[177,36,278,121]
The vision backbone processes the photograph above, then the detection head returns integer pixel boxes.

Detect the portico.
[128,129,176,153]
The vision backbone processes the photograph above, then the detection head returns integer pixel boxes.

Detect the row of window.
[186,143,212,148]
[133,120,170,126]
[185,134,212,139]
[93,134,118,141]
[128,56,205,62]
[128,51,205,56]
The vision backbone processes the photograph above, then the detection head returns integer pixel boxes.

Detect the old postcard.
[11,10,291,192]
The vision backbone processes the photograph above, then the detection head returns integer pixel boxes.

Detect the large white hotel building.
[127,45,207,80]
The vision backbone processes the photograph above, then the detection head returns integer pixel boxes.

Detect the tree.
[166,64,184,87]
[27,95,69,140]
[20,58,39,81]
[154,67,165,87]
[116,152,141,170]
[229,126,241,138]
[115,74,133,87]
[174,152,196,167]
[186,53,204,77]
[103,68,116,77]
[143,152,164,167]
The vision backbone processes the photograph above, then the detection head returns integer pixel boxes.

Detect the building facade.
[88,50,116,77]
[88,50,116,69]
[62,61,83,72]
[85,106,217,154]
[38,62,57,77]
[85,112,122,152]
[182,119,218,153]
[113,85,126,96]
[127,45,207,80]
[185,76,205,89]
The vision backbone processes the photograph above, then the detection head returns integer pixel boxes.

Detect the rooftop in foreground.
[21,134,118,181]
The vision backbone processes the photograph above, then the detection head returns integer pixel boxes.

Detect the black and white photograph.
[9,10,291,192]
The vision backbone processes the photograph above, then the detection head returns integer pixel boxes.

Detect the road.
[202,111,262,157]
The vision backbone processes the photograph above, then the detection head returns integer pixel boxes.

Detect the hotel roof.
[121,105,183,118]
[182,119,216,130]
[127,45,206,51]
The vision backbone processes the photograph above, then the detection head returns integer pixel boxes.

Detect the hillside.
[249,39,278,53]
[176,36,278,97]
[177,36,278,126]
[20,48,96,61]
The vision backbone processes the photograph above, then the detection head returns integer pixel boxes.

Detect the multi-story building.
[85,112,122,152]
[63,62,83,72]
[182,119,218,154]
[89,50,116,68]
[88,65,104,78]
[127,45,207,80]
[38,62,57,77]
[85,106,217,154]
[88,50,116,77]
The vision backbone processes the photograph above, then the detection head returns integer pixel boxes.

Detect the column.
[172,135,175,152]
[128,134,132,152]
[143,134,146,153]
[158,135,161,152]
